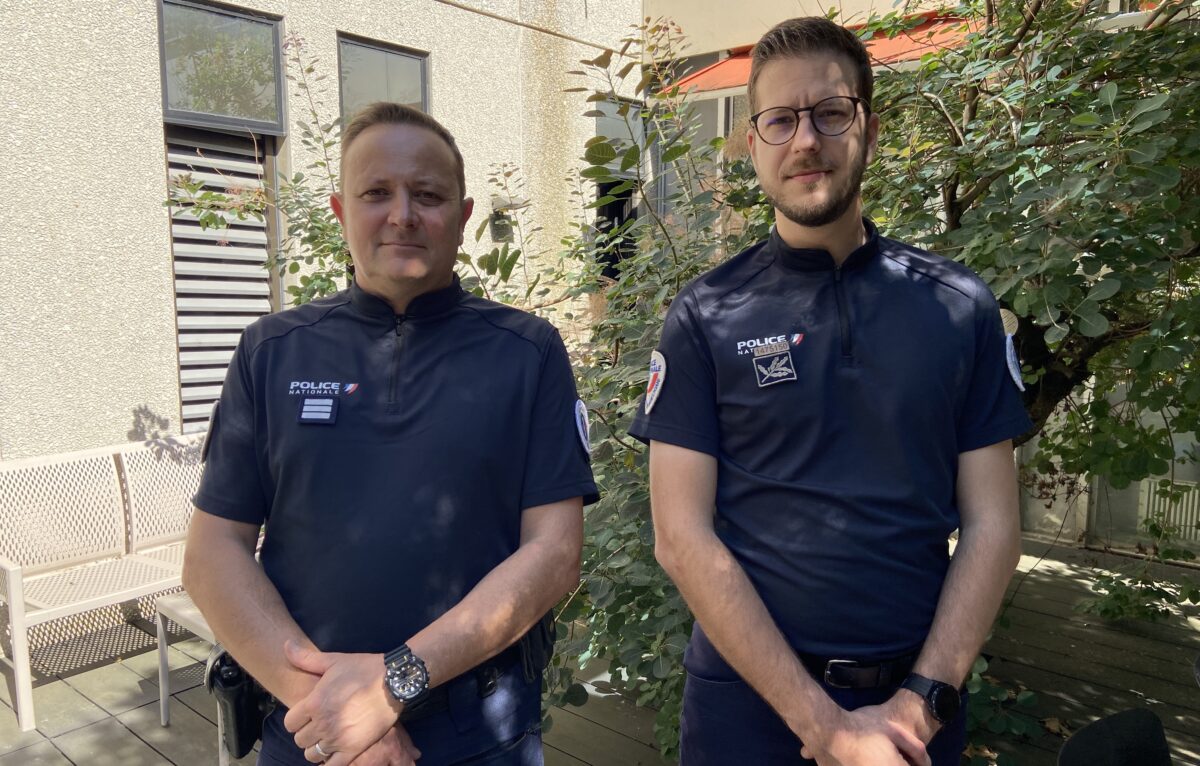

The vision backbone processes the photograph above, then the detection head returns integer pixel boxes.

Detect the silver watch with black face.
[384,644,428,703]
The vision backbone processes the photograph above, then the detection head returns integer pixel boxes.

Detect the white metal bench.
[0,434,204,732]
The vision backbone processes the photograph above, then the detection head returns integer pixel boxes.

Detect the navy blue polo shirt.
[195,278,598,654]
[630,220,1031,668]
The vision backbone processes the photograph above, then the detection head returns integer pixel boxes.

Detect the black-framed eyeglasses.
[750,97,870,145]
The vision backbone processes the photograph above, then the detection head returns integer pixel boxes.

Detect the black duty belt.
[799,652,917,690]
[399,643,522,723]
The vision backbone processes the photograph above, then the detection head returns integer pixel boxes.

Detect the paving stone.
[0,697,47,755]
[63,661,157,716]
[52,717,171,766]
[172,637,214,664]
[118,698,256,765]
[175,684,218,726]
[119,646,200,684]
[0,739,72,765]
[24,679,109,738]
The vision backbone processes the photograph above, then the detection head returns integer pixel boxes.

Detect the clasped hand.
[282,641,420,765]
[797,694,937,766]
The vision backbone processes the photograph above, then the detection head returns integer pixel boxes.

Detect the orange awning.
[670,14,975,96]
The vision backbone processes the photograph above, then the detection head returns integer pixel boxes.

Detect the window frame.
[157,0,287,136]
[336,32,430,120]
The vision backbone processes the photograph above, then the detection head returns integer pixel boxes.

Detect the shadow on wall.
[128,404,172,442]
[128,405,202,466]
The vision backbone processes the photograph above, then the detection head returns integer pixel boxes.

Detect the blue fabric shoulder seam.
[458,303,549,355]
[244,295,352,363]
[691,243,775,314]
[877,239,984,304]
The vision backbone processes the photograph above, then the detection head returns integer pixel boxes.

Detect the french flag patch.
[298,397,338,424]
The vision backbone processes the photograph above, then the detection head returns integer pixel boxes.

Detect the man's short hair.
[748,17,873,112]
[341,102,466,198]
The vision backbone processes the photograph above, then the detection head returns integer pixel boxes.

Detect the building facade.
[0,0,639,458]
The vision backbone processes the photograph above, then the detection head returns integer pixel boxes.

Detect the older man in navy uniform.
[185,103,596,766]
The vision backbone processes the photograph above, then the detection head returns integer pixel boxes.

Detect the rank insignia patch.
[298,396,338,424]
[753,344,797,388]
[644,351,666,414]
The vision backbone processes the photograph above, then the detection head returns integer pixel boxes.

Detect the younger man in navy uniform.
[184,103,596,766]
[631,18,1031,766]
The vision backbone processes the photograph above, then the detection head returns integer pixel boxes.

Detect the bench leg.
[217,709,231,766]
[11,621,35,732]
[156,609,170,726]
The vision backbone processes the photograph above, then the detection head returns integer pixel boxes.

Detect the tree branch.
[996,0,1046,59]
[957,168,1008,210]
[1144,0,1189,29]
[920,91,966,145]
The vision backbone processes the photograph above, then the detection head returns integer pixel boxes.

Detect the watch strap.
[901,672,959,724]
[385,644,414,667]
[900,672,935,698]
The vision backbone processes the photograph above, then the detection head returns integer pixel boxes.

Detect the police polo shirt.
[195,278,598,653]
[630,220,1032,666]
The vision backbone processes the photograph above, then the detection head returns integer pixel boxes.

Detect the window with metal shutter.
[165,126,276,433]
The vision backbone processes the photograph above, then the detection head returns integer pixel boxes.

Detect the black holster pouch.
[519,611,555,682]
[204,645,277,758]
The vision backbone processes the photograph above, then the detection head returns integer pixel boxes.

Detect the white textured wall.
[0,1,181,459]
[0,0,639,459]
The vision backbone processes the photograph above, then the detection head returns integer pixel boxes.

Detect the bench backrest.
[118,434,205,552]
[0,446,126,574]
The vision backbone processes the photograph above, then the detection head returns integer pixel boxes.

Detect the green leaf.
[620,144,641,173]
[660,144,690,164]
[1141,164,1181,189]
[652,655,671,679]
[1044,324,1068,345]
[585,142,618,167]
[1077,312,1110,338]
[1070,112,1100,127]
[1087,278,1121,302]
[1129,92,1170,119]
[580,166,615,180]
[1098,82,1117,108]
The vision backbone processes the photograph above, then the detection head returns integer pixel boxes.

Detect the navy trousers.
[679,669,967,766]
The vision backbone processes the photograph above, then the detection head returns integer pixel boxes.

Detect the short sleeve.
[956,285,1034,452]
[520,330,599,509]
[628,291,720,456]
[193,337,269,524]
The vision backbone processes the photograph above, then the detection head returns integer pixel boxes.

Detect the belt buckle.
[823,659,858,689]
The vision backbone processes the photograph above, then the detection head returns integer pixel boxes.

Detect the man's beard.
[764,145,868,228]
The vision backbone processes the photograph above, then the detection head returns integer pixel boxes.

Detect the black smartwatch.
[900,673,961,724]
[384,644,429,704]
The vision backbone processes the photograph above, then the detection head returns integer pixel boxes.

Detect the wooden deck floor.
[975,545,1200,765]
[2,543,1197,765]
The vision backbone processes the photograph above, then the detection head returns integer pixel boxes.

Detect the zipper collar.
[349,276,465,322]
[770,218,880,273]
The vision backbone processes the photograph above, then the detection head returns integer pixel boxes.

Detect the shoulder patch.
[1000,309,1025,392]
[644,351,666,414]
[200,401,221,463]
[575,400,591,455]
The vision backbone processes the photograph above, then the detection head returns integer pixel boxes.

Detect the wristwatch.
[900,673,961,724]
[383,644,429,704]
